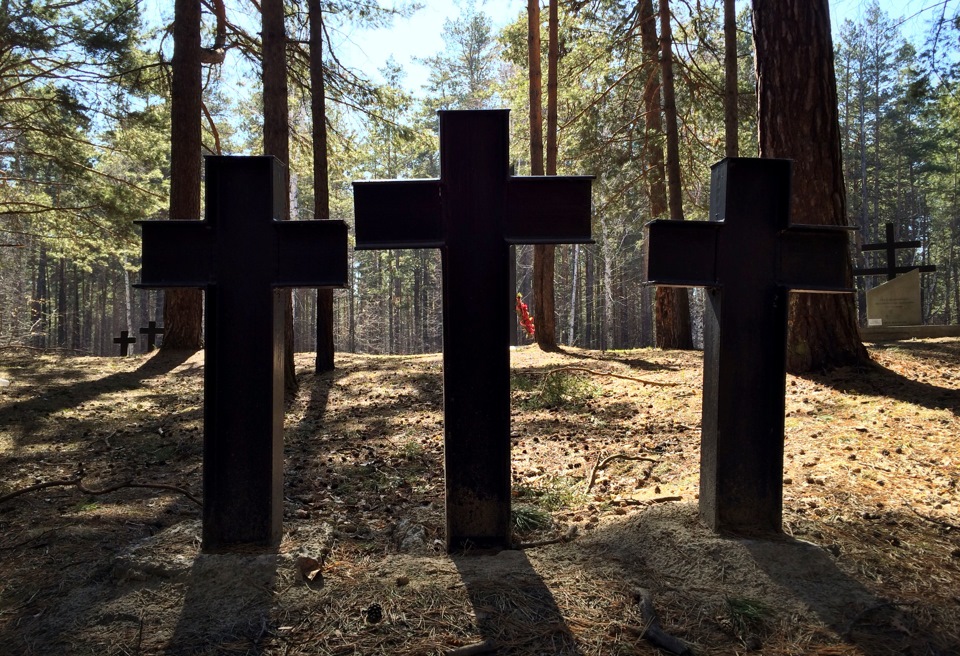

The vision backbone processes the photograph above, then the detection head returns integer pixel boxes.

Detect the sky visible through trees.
[341,0,935,92]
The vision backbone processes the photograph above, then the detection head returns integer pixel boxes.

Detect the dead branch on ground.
[444,640,496,655]
[631,588,692,655]
[0,472,201,507]
[586,453,659,492]
[545,366,677,387]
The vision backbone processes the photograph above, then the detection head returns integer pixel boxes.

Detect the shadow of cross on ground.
[453,550,583,655]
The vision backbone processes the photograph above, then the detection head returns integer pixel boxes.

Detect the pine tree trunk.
[752,0,869,372]
[638,0,662,348]
[533,0,561,351]
[638,0,667,219]
[584,248,594,347]
[568,244,578,345]
[310,0,336,372]
[527,0,543,177]
[31,243,47,348]
[71,263,81,350]
[724,0,739,158]
[263,0,298,394]
[163,0,203,350]
[56,257,67,347]
[654,0,693,350]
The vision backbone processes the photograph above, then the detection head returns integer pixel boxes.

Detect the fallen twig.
[444,640,496,656]
[645,495,683,504]
[0,475,202,507]
[514,525,579,550]
[545,366,677,387]
[631,588,692,655]
[586,453,659,493]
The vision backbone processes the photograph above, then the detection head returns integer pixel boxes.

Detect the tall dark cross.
[353,110,592,551]
[137,156,348,551]
[113,330,136,356]
[139,321,164,352]
[646,158,854,533]
[854,222,936,281]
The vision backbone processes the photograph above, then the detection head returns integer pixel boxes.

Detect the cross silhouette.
[113,330,136,356]
[646,158,854,533]
[138,156,348,551]
[854,222,937,281]
[353,110,593,550]
[139,321,164,351]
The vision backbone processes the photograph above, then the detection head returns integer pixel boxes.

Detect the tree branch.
[0,475,202,507]
[586,453,659,493]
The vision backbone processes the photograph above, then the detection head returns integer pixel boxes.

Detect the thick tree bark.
[533,0,560,351]
[163,0,203,350]
[262,0,298,394]
[309,0,335,372]
[654,0,693,350]
[752,0,869,372]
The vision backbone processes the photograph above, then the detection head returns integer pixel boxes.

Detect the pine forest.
[2,0,960,356]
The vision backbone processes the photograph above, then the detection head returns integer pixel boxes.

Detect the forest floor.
[0,339,958,655]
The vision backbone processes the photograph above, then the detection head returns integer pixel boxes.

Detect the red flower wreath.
[515,293,535,337]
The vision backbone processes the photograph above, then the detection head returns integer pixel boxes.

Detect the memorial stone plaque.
[866,268,923,326]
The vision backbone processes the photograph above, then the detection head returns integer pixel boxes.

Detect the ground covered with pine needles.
[0,339,958,655]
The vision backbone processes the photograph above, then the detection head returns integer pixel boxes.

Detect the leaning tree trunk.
[262,0,298,394]
[309,0,336,373]
[654,0,693,350]
[162,0,204,350]
[752,0,869,372]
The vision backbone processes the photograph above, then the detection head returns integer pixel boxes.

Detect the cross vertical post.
[138,156,348,551]
[353,110,592,550]
[646,158,853,533]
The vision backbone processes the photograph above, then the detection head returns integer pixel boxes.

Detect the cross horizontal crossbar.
[861,240,921,251]
[137,220,347,288]
[645,221,854,292]
[353,174,594,250]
